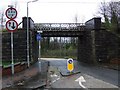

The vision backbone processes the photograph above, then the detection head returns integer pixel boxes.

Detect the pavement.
[2,60,49,90]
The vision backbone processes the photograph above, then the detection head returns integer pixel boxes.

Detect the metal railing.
[34,23,85,31]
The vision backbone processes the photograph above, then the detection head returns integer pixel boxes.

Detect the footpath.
[2,60,49,90]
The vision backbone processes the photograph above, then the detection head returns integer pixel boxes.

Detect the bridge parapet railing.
[34,23,85,31]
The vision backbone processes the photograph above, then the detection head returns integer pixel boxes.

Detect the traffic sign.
[6,19,18,32]
[67,58,74,72]
[36,33,41,41]
[5,7,17,19]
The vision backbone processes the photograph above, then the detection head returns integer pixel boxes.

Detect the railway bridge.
[2,17,103,64]
[22,17,101,64]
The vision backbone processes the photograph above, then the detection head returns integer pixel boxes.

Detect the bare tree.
[99,1,110,29]
[75,14,78,24]
[99,1,120,33]
[0,10,6,31]
[109,2,120,33]
[14,1,18,9]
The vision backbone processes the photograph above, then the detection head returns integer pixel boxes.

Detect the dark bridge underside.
[39,30,86,37]
[24,17,103,64]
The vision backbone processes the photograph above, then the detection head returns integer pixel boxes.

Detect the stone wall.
[29,30,38,63]
[2,29,38,63]
[77,29,120,64]
[2,30,27,62]
[95,30,120,62]
[77,31,94,64]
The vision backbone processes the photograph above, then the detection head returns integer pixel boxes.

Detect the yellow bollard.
[67,58,74,73]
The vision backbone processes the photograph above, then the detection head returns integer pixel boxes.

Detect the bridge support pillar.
[77,31,96,64]
[29,31,39,63]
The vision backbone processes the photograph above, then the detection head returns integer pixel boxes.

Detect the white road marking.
[56,77,60,81]
[52,80,57,83]
[50,74,60,85]
[50,77,60,84]
[50,74,58,77]
[75,76,86,88]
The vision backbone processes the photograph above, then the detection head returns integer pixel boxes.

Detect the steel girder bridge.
[22,17,101,63]
[33,23,86,37]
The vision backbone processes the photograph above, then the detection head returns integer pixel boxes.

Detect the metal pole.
[27,0,39,67]
[11,32,14,74]
[38,32,41,72]
[39,37,41,72]
[39,39,41,59]
[59,24,61,57]
[27,2,30,67]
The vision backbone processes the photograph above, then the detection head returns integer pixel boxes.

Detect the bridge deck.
[34,23,86,31]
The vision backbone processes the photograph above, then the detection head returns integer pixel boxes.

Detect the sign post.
[36,33,41,58]
[11,32,14,74]
[5,6,18,75]
[67,58,74,73]
[37,31,42,72]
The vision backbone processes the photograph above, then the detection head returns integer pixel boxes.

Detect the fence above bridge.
[22,17,101,31]
[34,23,85,31]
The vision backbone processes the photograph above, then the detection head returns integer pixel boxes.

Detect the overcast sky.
[0,0,118,24]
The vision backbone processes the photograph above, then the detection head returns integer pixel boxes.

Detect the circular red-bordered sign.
[5,7,17,19]
[6,19,18,32]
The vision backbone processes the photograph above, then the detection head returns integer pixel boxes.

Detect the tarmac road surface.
[42,58,119,89]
